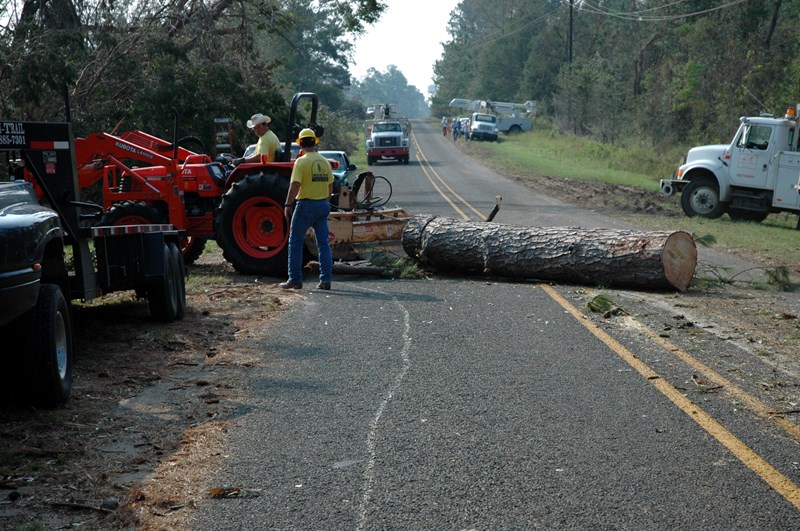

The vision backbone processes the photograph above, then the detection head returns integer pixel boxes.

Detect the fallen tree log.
[401,216,697,291]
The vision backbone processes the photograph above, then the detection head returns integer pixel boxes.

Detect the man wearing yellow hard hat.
[280,128,333,290]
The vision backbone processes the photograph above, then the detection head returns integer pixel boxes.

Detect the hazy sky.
[350,0,461,94]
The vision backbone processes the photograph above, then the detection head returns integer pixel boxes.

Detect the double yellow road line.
[411,130,484,221]
[411,124,800,509]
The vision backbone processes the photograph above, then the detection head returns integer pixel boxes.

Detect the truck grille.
[378,137,399,147]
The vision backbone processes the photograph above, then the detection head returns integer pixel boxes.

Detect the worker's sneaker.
[316,282,331,290]
[278,281,302,290]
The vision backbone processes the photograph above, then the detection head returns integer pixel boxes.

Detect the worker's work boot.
[279,281,302,290]
[316,282,331,290]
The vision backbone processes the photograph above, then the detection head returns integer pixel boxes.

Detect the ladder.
[214,118,234,155]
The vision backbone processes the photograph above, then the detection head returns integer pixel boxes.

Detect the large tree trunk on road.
[402,216,697,291]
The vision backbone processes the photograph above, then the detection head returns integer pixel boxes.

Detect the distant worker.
[280,128,334,291]
[441,115,448,136]
[452,118,462,141]
[233,113,281,165]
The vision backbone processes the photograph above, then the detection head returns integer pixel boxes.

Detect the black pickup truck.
[0,180,73,407]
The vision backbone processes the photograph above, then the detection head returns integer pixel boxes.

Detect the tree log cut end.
[660,231,697,292]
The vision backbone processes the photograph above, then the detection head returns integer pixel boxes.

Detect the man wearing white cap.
[233,113,281,165]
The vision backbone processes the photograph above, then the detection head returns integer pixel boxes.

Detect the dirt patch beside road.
[0,252,297,529]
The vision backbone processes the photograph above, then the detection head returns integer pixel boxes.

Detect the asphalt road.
[190,120,800,529]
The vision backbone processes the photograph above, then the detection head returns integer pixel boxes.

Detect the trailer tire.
[681,177,726,219]
[148,243,180,322]
[168,242,187,320]
[216,171,290,276]
[21,284,74,408]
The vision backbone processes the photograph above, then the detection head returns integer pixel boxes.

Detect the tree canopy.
[5,1,796,155]
[349,66,429,119]
[431,0,800,150]
[0,0,386,152]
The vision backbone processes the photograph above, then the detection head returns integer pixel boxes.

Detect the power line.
[577,0,752,22]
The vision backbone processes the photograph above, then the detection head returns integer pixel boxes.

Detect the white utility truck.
[448,98,536,140]
[365,103,410,165]
[660,105,800,227]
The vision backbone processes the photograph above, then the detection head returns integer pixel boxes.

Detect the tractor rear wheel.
[215,171,290,276]
[99,201,206,264]
[181,236,207,264]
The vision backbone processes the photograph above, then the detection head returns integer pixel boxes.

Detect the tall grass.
[630,212,799,266]
[464,126,679,190]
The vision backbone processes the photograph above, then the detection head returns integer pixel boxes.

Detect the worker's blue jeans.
[287,199,332,285]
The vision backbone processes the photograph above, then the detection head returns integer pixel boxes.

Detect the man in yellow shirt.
[280,128,333,290]
[233,113,281,165]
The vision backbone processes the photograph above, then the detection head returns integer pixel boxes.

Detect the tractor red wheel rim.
[181,236,198,254]
[232,196,288,259]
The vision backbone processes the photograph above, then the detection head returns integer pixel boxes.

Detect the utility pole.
[569,0,574,63]
[568,0,575,133]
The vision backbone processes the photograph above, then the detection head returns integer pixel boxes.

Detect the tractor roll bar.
[283,92,319,162]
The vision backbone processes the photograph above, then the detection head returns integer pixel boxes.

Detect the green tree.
[0,0,386,150]
[350,66,429,119]
[432,0,800,152]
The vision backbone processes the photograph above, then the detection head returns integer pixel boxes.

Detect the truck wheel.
[216,171,290,276]
[507,125,522,134]
[168,242,187,320]
[728,209,768,223]
[98,201,166,226]
[680,177,726,219]
[23,284,74,408]
[148,243,180,322]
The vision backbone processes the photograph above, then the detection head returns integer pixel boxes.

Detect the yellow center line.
[622,316,800,442]
[540,283,800,510]
[410,130,486,221]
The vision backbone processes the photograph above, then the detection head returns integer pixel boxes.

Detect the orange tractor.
[72,92,324,276]
[64,92,410,276]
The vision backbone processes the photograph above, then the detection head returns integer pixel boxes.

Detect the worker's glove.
[232,157,244,166]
